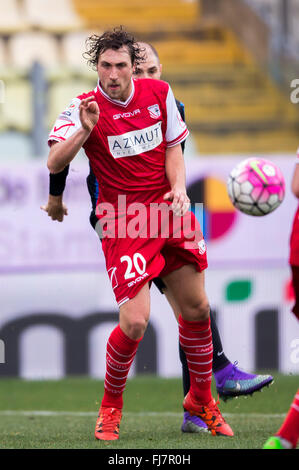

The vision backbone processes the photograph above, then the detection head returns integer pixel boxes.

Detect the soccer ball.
[227,158,285,216]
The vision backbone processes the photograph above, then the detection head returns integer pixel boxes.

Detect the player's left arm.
[163,85,190,216]
[163,143,190,216]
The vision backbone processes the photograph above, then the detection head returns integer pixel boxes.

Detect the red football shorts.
[100,204,208,306]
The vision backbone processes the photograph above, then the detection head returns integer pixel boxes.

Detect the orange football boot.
[95,406,122,441]
[183,392,234,437]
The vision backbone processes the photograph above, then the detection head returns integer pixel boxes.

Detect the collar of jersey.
[96,78,135,107]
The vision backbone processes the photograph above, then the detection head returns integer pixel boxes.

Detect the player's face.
[97,47,134,101]
[133,47,162,80]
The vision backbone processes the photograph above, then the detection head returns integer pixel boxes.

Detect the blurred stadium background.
[0,0,299,389]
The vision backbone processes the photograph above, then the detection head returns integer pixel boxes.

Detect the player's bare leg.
[95,284,150,441]
[162,265,233,436]
[119,283,151,340]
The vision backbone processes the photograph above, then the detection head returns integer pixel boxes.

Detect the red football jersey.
[49,78,189,211]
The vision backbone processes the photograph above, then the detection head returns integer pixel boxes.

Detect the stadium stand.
[0,37,6,67]
[0,105,4,133]
[72,0,200,33]
[8,32,60,69]
[0,131,32,159]
[60,31,98,71]
[156,30,299,153]
[153,32,251,68]
[47,78,95,128]
[2,78,32,132]
[0,0,28,34]
[23,0,84,33]
[1,0,299,156]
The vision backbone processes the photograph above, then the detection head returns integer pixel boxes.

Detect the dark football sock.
[179,340,190,397]
[210,310,230,372]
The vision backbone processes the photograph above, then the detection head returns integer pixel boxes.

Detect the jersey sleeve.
[48,97,82,146]
[165,85,189,148]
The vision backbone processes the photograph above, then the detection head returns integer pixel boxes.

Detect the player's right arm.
[42,95,99,221]
[41,148,69,222]
[40,193,68,222]
[47,96,99,174]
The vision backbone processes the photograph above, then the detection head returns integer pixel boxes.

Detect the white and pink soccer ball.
[227,158,285,216]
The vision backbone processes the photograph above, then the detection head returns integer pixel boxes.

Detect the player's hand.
[163,187,190,216]
[79,96,100,133]
[40,195,68,222]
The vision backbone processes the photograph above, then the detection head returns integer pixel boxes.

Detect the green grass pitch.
[0,373,298,449]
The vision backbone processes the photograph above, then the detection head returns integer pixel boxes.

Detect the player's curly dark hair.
[83,26,145,70]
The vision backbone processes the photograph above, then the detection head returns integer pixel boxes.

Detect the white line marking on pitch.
[0,410,286,419]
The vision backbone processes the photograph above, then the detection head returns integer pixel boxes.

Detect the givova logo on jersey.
[108,122,162,158]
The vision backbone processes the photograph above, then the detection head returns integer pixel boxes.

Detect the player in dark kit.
[43,32,272,438]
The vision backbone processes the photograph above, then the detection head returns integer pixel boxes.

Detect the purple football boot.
[181,411,209,433]
[215,361,273,401]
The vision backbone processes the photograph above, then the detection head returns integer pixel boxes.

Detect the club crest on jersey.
[148,104,161,119]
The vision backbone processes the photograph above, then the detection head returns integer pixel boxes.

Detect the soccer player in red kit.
[133,43,273,431]
[43,39,273,434]
[47,28,233,440]
[264,154,299,449]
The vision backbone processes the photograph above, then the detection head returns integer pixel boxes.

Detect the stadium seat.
[0,77,5,118]
[2,79,32,132]
[153,35,250,67]
[48,78,95,128]
[0,37,7,68]
[8,32,59,69]
[0,131,33,160]
[72,0,200,33]
[0,0,28,34]
[61,31,97,70]
[23,0,84,33]
[0,108,4,132]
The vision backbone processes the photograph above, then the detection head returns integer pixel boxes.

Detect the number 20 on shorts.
[120,253,147,280]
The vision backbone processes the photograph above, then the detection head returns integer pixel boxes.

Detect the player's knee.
[182,298,210,322]
[125,317,149,340]
[198,300,210,321]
